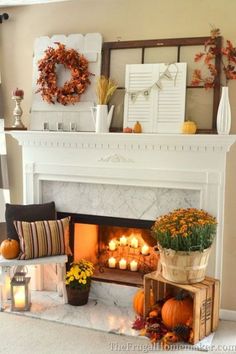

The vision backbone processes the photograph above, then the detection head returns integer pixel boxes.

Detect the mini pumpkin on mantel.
[181,120,197,134]
[0,238,20,259]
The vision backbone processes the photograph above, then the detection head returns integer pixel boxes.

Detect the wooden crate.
[144,272,220,344]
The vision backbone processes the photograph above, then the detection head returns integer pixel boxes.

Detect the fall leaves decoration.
[191,27,236,88]
[36,43,91,105]
[132,291,194,349]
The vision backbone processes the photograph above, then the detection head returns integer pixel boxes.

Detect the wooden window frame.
[101,36,222,134]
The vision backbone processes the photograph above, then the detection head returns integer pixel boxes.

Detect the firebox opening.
[58,212,158,286]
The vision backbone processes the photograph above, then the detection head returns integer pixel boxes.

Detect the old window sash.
[101,36,222,134]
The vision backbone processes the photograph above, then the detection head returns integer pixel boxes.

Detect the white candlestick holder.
[12,96,26,129]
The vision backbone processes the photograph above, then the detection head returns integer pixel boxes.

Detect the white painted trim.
[220,309,236,321]
[7,131,236,153]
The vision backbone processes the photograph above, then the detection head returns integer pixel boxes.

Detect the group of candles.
[107,235,150,272]
[108,257,138,271]
[108,236,149,255]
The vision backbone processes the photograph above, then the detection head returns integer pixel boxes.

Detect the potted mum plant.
[152,208,217,284]
[65,259,94,306]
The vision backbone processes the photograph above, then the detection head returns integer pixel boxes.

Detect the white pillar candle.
[109,240,117,251]
[14,287,25,309]
[120,236,127,246]
[130,237,139,248]
[130,260,138,272]
[119,258,127,270]
[141,244,150,255]
[108,257,116,268]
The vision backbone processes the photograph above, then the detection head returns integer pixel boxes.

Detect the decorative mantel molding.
[7,131,236,154]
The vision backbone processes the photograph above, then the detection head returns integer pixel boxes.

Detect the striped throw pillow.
[14,217,71,260]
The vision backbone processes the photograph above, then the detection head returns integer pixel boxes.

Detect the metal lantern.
[10,269,31,311]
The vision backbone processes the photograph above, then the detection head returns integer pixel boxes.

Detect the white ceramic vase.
[216,86,231,135]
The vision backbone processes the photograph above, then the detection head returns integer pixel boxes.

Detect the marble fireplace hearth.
[3,286,215,350]
[8,131,236,316]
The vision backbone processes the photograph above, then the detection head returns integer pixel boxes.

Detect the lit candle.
[130,237,139,248]
[108,257,116,268]
[109,240,117,251]
[14,289,25,309]
[120,236,127,246]
[141,244,150,255]
[119,258,127,270]
[130,260,138,272]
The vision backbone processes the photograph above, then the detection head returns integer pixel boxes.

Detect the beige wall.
[0,0,236,311]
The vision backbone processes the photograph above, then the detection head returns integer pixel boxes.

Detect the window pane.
[180,45,209,86]
[110,49,142,87]
[109,89,125,130]
[186,88,213,130]
[144,47,177,64]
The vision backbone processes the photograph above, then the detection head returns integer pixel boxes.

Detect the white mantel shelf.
[7,130,236,153]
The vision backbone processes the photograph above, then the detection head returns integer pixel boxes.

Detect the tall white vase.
[216,86,231,135]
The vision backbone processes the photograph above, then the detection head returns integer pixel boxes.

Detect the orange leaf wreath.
[36,42,92,105]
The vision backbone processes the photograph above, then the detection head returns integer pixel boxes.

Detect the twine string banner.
[126,63,179,102]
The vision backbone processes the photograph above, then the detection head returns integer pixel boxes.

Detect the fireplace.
[58,212,158,286]
[8,130,236,311]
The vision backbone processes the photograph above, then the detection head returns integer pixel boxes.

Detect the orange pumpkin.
[123,127,132,133]
[181,120,197,134]
[133,288,155,316]
[0,238,20,259]
[161,292,193,329]
[133,121,142,133]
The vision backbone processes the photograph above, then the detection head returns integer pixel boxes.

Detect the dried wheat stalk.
[96,76,117,104]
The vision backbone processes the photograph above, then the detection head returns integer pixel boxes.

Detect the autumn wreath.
[36,42,91,105]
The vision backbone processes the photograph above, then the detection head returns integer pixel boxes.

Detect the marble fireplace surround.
[9,131,236,309]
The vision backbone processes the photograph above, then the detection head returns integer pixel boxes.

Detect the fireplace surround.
[8,131,236,312]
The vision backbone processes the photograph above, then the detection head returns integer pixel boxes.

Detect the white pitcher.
[91,105,114,133]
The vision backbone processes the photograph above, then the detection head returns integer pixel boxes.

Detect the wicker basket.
[158,246,212,284]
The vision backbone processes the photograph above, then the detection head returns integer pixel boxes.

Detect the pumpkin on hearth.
[0,238,20,259]
[161,291,193,329]
[133,288,155,316]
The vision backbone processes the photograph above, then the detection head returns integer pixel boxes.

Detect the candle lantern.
[11,271,31,311]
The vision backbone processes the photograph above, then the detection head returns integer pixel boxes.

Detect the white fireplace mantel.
[7,130,236,310]
[8,130,236,152]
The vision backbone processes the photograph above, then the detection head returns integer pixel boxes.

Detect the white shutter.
[124,63,187,133]
[155,63,187,133]
[123,64,158,132]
